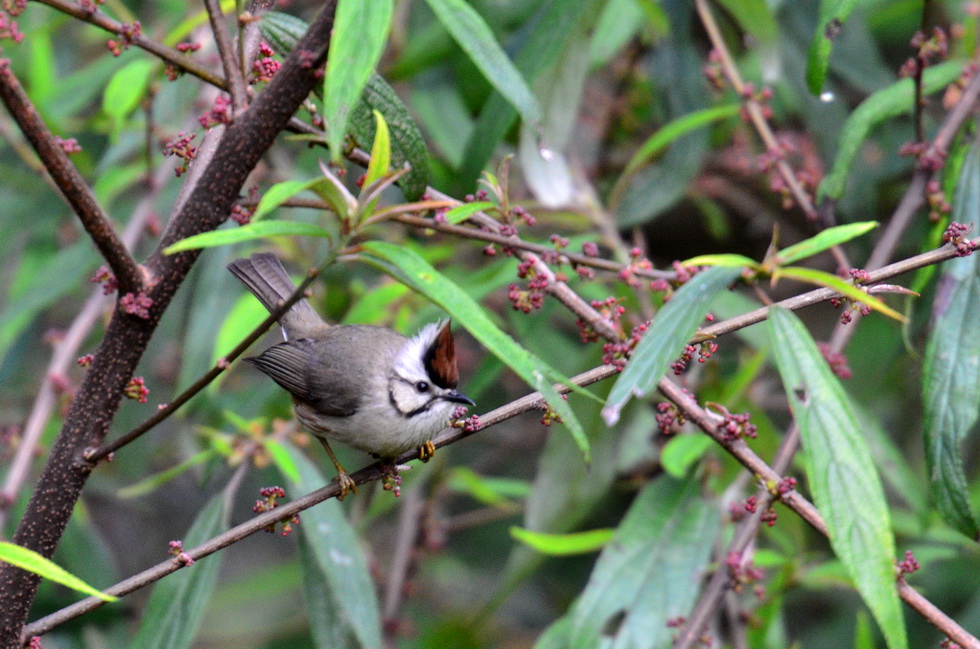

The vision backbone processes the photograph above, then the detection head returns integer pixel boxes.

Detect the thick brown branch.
[0,3,340,647]
[0,60,141,292]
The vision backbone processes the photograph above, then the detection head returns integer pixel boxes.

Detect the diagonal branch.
[0,60,141,293]
[32,0,229,89]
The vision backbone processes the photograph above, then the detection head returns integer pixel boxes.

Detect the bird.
[228,252,474,498]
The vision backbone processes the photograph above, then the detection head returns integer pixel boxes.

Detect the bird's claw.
[418,441,436,462]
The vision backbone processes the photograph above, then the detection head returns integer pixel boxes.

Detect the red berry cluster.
[718,411,757,443]
[199,94,232,128]
[120,291,153,319]
[55,137,82,154]
[124,376,149,403]
[655,401,685,435]
[926,179,951,222]
[90,265,118,295]
[162,132,198,177]
[253,486,300,536]
[251,42,281,83]
[670,341,719,375]
[896,550,921,576]
[818,342,852,380]
[168,540,194,566]
[942,221,977,257]
[106,21,141,56]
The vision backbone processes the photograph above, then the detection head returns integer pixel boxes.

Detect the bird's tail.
[227,252,325,340]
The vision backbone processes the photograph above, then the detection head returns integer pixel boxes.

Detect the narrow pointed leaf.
[603,267,741,425]
[0,542,118,602]
[921,141,980,540]
[818,60,963,201]
[323,0,393,161]
[163,220,332,254]
[130,495,229,649]
[774,266,906,322]
[423,0,541,127]
[360,241,590,458]
[768,307,906,649]
[445,201,495,224]
[681,253,758,269]
[623,104,740,177]
[776,221,878,265]
[569,476,719,649]
[363,110,391,191]
[510,527,614,556]
[281,444,382,649]
[806,0,859,95]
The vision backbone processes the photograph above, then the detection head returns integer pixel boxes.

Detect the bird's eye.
[415,381,430,393]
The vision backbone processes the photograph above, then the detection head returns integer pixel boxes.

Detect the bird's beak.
[445,390,475,406]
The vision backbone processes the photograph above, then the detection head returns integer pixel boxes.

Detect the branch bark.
[0,2,339,646]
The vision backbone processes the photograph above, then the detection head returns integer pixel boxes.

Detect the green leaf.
[776,221,878,265]
[102,59,155,135]
[360,241,590,458]
[444,201,495,224]
[921,140,980,540]
[681,253,758,269]
[117,451,215,499]
[252,178,352,222]
[0,541,118,602]
[458,0,597,183]
[130,495,229,649]
[423,0,541,128]
[806,0,859,95]
[363,110,391,190]
[623,104,740,178]
[163,220,333,254]
[447,467,529,507]
[323,0,394,161]
[773,266,905,322]
[661,434,714,478]
[714,0,778,52]
[818,60,963,201]
[264,439,301,484]
[258,10,308,55]
[510,527,614,556]
[768,307,906,649]
[210,293,268,391]
[281,444,382,649]
[568,476,719,649]
[603,267,742,425]
[348,73,431,200]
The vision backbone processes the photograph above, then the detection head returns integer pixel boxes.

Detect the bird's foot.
[333,470,358,501]
[418,440,436,463]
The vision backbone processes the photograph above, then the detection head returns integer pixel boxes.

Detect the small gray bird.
[228,253,474,498]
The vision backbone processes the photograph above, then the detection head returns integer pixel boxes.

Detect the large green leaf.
[103,59,155,136]
[422,0,541,128]
[360,241,590,457]
[768,307,906,649]
[458,0,598,182]
[818,60,963,201]
[261,14,429,200]
[281,444,382,649]
[568,476,719,649]
[322,0,393,161]
[129,495,229,649]
[921,141,980,540]
[603,267,742,425]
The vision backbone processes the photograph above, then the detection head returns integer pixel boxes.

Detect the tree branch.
[0,60,141,293]
[0,3,340,646]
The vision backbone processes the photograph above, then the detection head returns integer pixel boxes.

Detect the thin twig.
[659,379,980,649]
[33,0,229,90]
[203,0,248,110]
[0,61,142,293]
[85,266,320,463]
[21,236,974,639]
[694,0,817,222]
